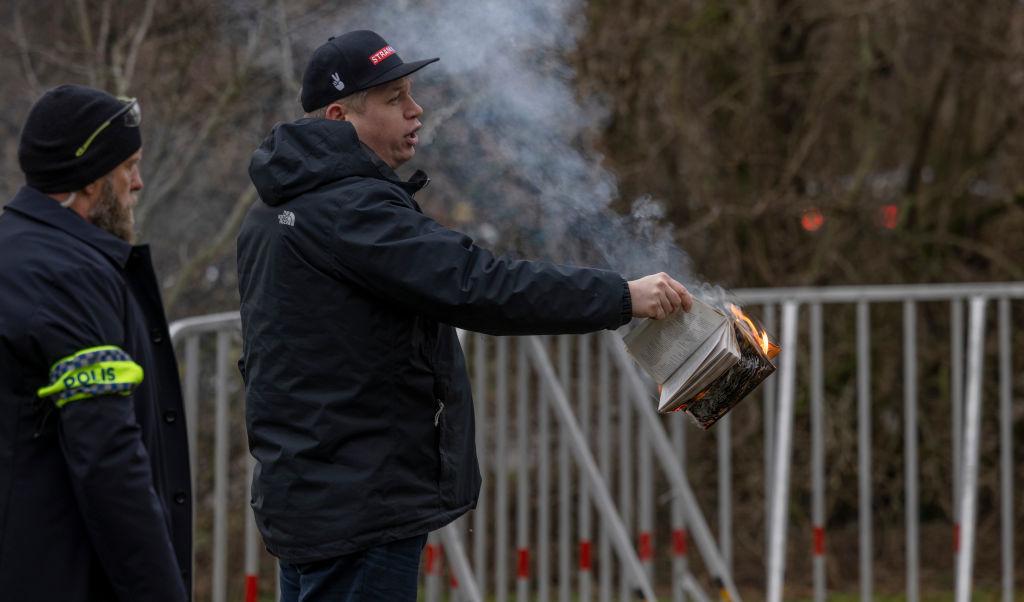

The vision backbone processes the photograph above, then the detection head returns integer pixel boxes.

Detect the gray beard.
[88,178,135,244]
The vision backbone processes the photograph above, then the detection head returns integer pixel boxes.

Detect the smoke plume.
[296,0,695,285]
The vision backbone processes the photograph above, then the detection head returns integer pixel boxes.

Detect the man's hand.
[627,273,692,320]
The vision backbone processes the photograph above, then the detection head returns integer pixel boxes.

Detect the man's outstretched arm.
[329,187,692,334]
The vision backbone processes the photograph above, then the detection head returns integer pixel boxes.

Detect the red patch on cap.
[370,45,396,65]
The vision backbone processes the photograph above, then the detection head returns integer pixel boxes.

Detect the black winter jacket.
[237,119,630,562]
[0,187,192,601]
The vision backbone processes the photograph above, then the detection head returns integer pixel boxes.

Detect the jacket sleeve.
[328,183,632,336]
[30,266,186,602]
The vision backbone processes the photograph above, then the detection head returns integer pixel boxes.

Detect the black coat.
[237,119,630,562]
[0,187,191,601]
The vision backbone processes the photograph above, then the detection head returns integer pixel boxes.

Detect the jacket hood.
[248,118,427,206]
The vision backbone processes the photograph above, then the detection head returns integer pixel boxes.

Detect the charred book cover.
[622,298,779,429]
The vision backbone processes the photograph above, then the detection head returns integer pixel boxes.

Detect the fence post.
[183,334,200,602]
[538,348,551,602]
[472,333,489,597]
[671,411,688,602]
[766,302,800,602]
[558,338,572,602]
[213,330,230,602]
[954,297,988,602]
[244,453,259,602]
[577,333,594,602]
[998,298,1014,602]
[904,301,919,602]
[618,356,634,602]
[810,302,826,602]
[857,301,873,602]
[425,532,442,602]
[951,299,964,559]
[184,336,199,496]
[516,339,531,602]
[495,337,510,602]
[717,413,732,572]
[598,336,613,602]
[440,522,484,602]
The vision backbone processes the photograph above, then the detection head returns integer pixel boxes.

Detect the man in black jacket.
[237,30,690,602]
[0,85,191,601]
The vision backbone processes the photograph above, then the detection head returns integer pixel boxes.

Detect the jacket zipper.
[433,400,445,427]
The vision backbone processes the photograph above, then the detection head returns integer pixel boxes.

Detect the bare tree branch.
[11,2,42,97]
[904,45,951,195]
[274,0,298,117]
[96,0,112,87]
[163,186,256,311]
[134,75,244,226]
[73,0,95,75]
[136,7,269,225]
[120,0,157,94]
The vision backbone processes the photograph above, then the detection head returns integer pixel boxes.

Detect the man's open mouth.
[405,126,421,145]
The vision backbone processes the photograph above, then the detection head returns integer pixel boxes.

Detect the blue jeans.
[279,534,428,602]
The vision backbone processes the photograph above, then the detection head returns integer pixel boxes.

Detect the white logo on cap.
[331,73,345,91]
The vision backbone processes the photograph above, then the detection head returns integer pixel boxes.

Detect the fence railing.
[170,282,1021,602]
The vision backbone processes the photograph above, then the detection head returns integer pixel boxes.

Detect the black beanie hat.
[18,84,142,193]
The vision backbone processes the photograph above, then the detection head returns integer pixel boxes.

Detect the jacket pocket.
[434,396,457,506]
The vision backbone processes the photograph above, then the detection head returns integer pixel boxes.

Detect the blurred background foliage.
[3,0,1022,321]
[578,0,1024,288]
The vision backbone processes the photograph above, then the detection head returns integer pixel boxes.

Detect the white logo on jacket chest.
[278,210,295,226]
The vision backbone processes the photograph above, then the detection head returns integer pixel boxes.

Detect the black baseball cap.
[300,30,439,113]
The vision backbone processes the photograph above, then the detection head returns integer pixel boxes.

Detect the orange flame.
[729,304,780,359]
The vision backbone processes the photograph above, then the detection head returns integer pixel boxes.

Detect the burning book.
[622,299,779,429]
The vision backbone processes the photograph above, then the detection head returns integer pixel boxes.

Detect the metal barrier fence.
[169,282,1021,601]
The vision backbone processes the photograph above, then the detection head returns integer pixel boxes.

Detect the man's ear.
[61,177,103,219]
[325,102,347,121]
[80,177,103,200]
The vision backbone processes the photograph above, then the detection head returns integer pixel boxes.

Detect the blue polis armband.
[36,345,144,408]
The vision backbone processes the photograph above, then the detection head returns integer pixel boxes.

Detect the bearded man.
[0,84,192,601]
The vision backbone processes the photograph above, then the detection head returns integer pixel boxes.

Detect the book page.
[623,298,728,384]
[657,324,739,412]
[668,330,740,406]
